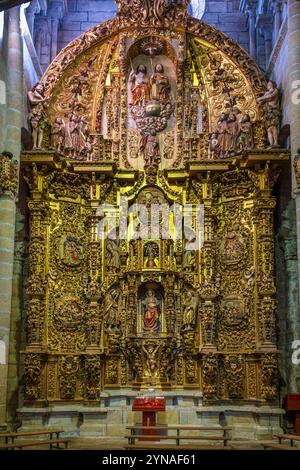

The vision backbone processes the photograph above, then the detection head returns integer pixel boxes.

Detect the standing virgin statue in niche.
[143,289,159,332]
[129,64,150,106]
[150,63,171,103]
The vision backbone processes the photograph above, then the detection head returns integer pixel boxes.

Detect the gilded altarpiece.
[22,0,289,408]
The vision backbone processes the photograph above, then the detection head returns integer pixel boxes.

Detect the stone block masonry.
[57,0,249,54]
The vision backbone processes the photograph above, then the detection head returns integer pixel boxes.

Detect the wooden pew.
[125,444,231,450]
[0,438,70,450]
[0,429,64,445]
[261,442,300,451]
[275,433,300,447]
[125,425,231,448]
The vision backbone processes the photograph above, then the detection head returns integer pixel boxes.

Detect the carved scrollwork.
[0,151,18,197]
[24,354,42,400]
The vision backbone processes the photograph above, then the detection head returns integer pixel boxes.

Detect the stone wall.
[203,0,249,52]
[58,0,116,52]
[57,1,249,54]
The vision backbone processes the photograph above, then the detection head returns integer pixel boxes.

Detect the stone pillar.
[264,29,272,66]
[0,6,22,429]
[273,0,282,38]
[25,0,39,37]
[49,1,65,61]
[50,17,59,62]
[278,201,299,395]
[288,0,300,393]
[4,7,23,158]
[248,7,257,60]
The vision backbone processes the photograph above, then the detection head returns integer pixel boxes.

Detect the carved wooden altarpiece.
[22,0,289,406]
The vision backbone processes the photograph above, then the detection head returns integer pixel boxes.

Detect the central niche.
[137,283,165,335]
[125,36,178,170]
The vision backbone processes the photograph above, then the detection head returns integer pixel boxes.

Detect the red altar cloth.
[132,397,166,440]
[132,397,165,412]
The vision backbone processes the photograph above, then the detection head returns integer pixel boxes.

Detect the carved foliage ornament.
[0,151,18,197]
[116,0,191,27]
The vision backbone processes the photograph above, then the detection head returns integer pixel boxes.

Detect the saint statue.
[257,80,280,147]
[227,112,239,151]
[129,64,150,106]
[150,63,171,103]
[216,112,230,158]
[106,239,120,270]
[51,117,65,153]
[104,287,121,333]
[139,130,161,165]
[143,289,159,331]
[182,290,197,331]
[28,83,48,150]
[65,114,80,152]
[208,132,220,159]
[238,114,253,150]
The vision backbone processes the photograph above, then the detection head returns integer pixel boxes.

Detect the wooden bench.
[125,444,231,450]
[0,438,70,450]
[0,429,64,445]
[261,442,300,451]
[275,433,300,447]
[126,425,231,447]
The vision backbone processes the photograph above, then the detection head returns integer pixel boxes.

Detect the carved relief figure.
[208,133,220,159]
[238,114,253,150]
[150,63,171,103]
[28,83,48,150]
[60,235,83,267]
[221,228,245,265]
[143,288,160,332]
[105,239,120,270]
[257,80,280,147]
[65,114,80,152]
[129,64,150,106]
[182,290,197,331]
[142,342,160,377]
[144,242,159,268]
[51,117,65,153]
[78,116,89,150]
[140,130,161,165]
[227,112,239,151]
[224,356,244,398]
[216,113,230,158]
[104,287,120,333]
